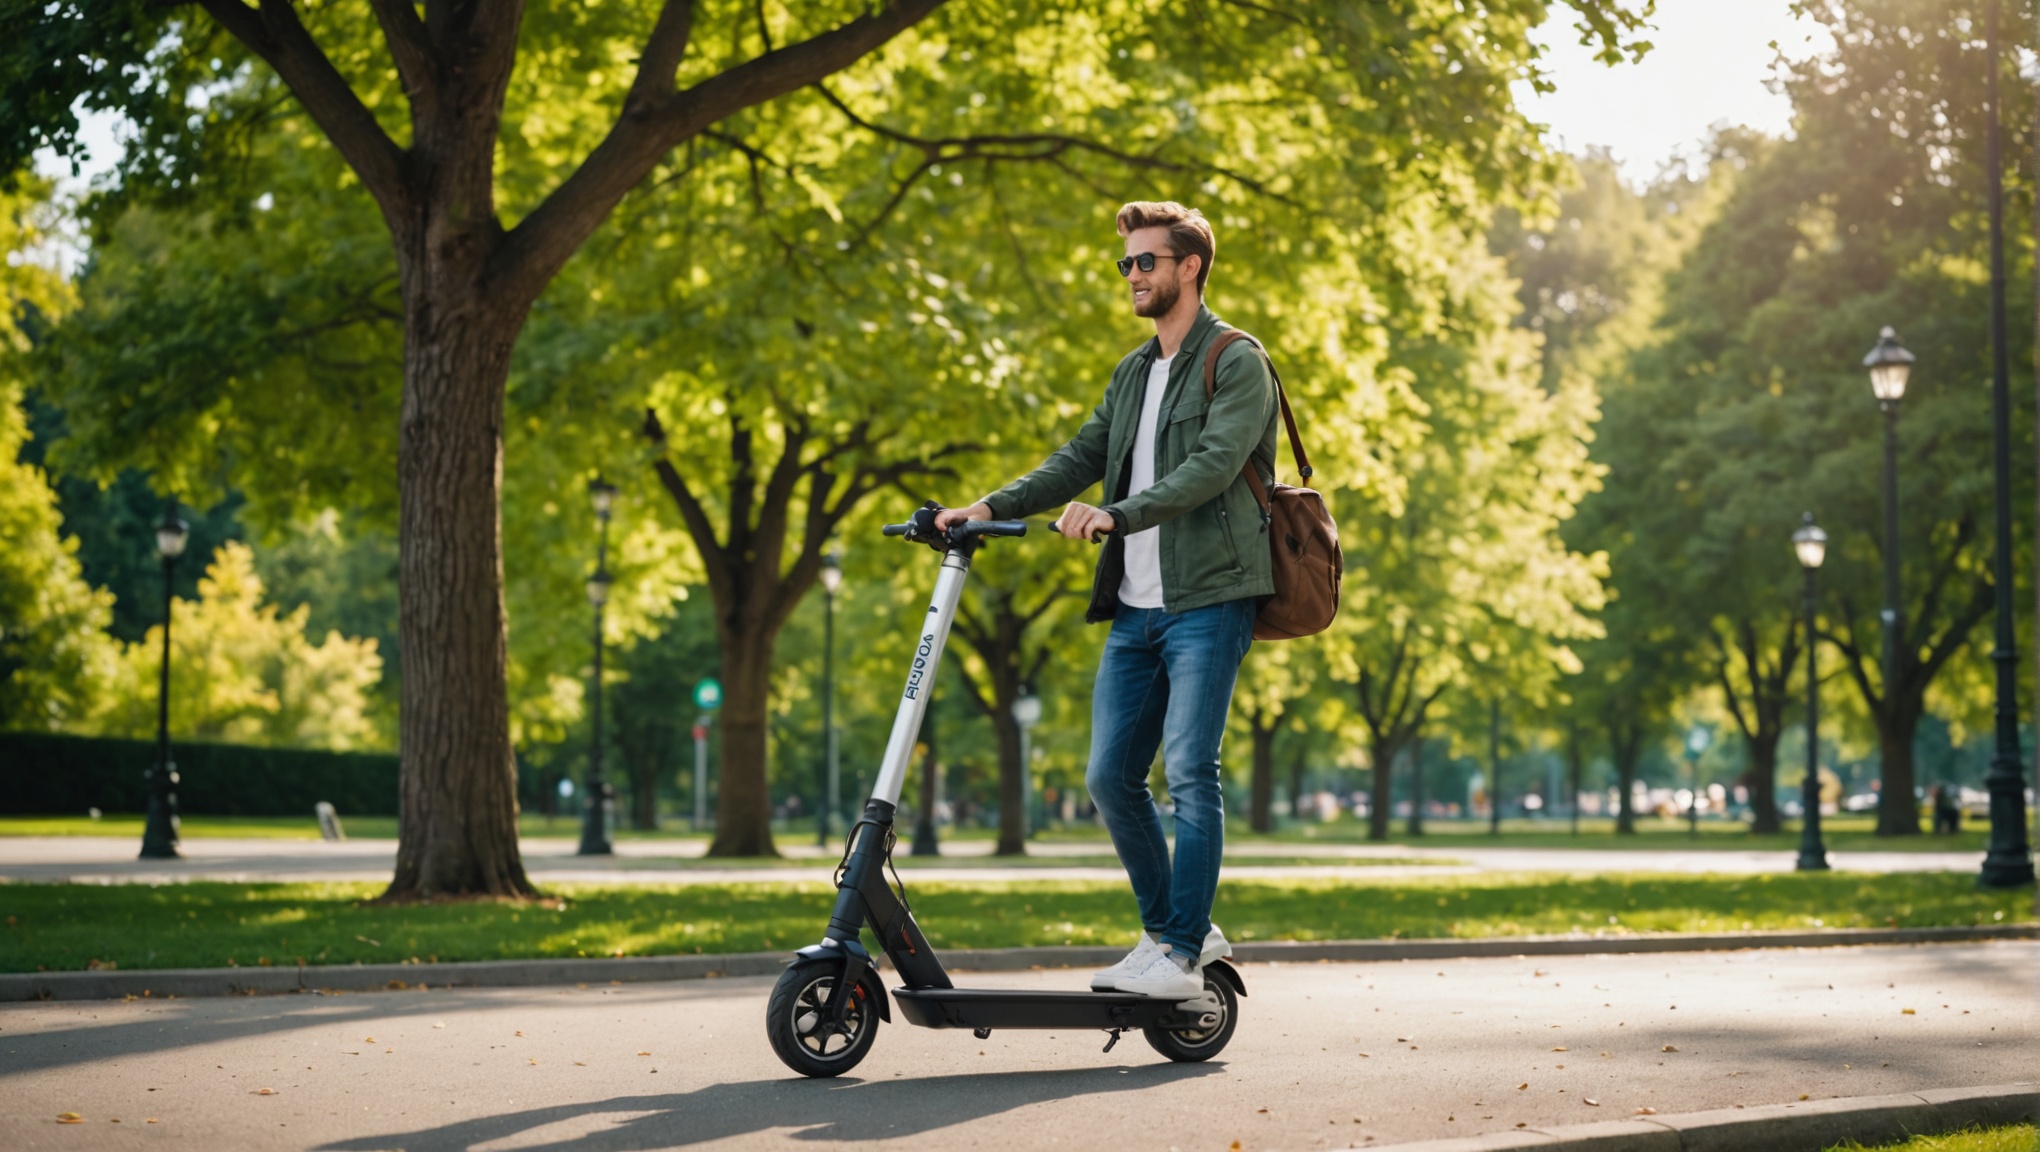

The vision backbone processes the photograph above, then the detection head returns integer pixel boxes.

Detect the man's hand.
[1055,502,1115,542]
[933,502,993,533]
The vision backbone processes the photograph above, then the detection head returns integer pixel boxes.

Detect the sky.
[1515,0,1834,181]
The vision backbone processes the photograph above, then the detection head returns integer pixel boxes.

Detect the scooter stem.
[869,546,974,809]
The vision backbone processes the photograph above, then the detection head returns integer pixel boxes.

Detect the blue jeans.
[1085,598,1256,961]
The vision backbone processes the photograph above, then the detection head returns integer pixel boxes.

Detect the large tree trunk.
[1609,721,1641,836]
[1746,733,1782,835]
[1367,736,1398,842]
[711,621,779,856]
[385,286,538,901]
[1874,705,1923,836]
[1249,709,1277,833]
[994,711,1026,856]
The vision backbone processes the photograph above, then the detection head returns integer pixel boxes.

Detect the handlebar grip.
[1050,518,1111,545]
[881,523,910,537]
[965,520,1028,538]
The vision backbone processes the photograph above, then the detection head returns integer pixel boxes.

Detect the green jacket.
[981,305,1279,622]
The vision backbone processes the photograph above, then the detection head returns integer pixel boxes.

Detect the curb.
[1373,1082,2039,1151]
[2,923,2031,1003]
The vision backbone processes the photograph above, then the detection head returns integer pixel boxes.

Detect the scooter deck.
[892,986,1208,1032]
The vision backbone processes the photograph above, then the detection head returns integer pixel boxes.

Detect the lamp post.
[1978,0,2036,889]
[139,499,189,860]
[816,548,842,847]
[1794,514,1831,872]
[577,478,617,857]
[1862,326,1914,835]
[1684,725,1711,838]
[1012,691,1042,839]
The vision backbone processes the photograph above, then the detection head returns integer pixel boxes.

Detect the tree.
[9,0,1652,890]
[0,182,116,731]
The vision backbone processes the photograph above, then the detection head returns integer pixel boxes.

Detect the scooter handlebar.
[879,516,1028,543]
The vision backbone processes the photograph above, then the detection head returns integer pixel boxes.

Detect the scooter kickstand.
[1101,1028,1124,1054]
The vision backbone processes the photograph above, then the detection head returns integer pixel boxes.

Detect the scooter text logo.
[904,632,935,699]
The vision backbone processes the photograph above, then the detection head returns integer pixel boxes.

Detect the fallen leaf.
[515,1030,525,1037]
[1584,1099,1600,1107]
[637,1051,651,1056]
[1634,1107,1657,1116]
[146,1119,158,1124]
[1257,1107,1269,1113]
[1230,1143,1242,1152]
[355,935,380,947]
[574,1062,586,1067]
[57,1113,84,1124]
[1396,1036,1410,1043]
[1799,1095,1810,1101]
[528,1059,537,1066]
[432,1022,446,1030]
[1901,1009,1916,1015]
[1357,1052,1371,1058]
[1662,1045,1678,1052]
[1552,1046,1568,1052]
[255,1089,275,1096]
[1517,1083,1529,1091]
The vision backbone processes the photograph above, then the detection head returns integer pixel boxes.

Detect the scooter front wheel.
[1143,969,1239,1062]
[767,957,882,1078]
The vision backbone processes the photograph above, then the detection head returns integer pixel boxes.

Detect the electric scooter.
[764,502,1246,1078]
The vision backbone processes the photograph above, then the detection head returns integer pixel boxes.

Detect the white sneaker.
[1200,924,1232,966]
[1091,933,1163,991]
[1112,949,1204,998]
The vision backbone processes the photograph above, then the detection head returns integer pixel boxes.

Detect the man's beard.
[1133,276,1181,318]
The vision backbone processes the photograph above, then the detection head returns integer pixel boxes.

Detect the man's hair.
[1116,201,1215,296]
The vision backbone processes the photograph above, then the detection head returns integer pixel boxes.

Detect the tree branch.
[197,0,407,218]
[625,0,697,116]
[493,0,949,303]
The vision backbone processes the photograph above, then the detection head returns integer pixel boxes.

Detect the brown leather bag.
[1204,330,1342,641]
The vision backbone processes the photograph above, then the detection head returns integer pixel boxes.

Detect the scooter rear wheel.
[1143,970,1239,1062]
[767,957,882,1078]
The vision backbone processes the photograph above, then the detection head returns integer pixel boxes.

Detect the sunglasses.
[1116,251,1185,277]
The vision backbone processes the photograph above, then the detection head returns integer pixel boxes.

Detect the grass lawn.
[1,812,2002,856]
[1827,1125,2039,1151]
[1,870,2027,973]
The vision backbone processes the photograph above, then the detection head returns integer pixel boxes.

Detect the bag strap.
[1202,329,1313,518]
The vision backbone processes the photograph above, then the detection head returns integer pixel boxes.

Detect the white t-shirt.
[1117,354,1174,609]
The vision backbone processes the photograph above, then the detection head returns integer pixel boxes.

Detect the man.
[935,201,1277,998]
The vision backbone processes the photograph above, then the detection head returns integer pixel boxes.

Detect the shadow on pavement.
[315,1063,1224,1151]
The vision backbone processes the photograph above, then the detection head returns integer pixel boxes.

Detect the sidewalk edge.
[2,923,2031,1003]
[1369,1082,2039,1151]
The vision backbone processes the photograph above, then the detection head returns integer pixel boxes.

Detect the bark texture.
[1353,626,1442,843]
[1247,703,1277,833]
[1607,714,1646,835]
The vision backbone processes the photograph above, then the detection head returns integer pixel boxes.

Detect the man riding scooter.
[937,200,1279,998]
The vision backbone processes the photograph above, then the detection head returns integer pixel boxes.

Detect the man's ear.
[1180,253,1202,289]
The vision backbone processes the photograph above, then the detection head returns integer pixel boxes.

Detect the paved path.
[0,836,1992,885]
[1,940,2031,1151]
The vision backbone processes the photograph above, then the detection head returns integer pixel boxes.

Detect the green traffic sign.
[694,678,722,710]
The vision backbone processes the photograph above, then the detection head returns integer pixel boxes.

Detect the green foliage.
[0,181,117,731]
[90,542,386,750]
[1,868,2024,973]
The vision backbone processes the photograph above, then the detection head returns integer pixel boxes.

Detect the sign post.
[692,679,721,832]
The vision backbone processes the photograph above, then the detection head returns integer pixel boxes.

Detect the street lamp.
[1012,691,1043,838]
[1863,326,1914,835]
[140,498,188,860]
[1793,513,1831,872]
[578,477,617,856]
[816,548,843,847]
[1978,0,2036,889]
[1683,725,1711,838]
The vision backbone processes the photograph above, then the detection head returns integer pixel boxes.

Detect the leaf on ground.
[355,935,380,947]
[574,1061,586,1067]
[1901,1008,1916,1015]
[1798,1094,1810,1101]
[637,1051,651,1056]
[57,1113,83,1124]
[1661,1045,1678,1052]
[528,1058,537,1065]
[1552,1046,1568,1052]
[1517,1084,1529,1091]
[255,1088,275,1096]
[1584,1099,1600,1107]
[1634,1107,1657,1115]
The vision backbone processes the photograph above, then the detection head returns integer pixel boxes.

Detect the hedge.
[0,732,399,817]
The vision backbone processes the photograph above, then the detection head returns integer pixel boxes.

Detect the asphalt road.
[3,941,2032,1151]
[0,835,1993,886]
